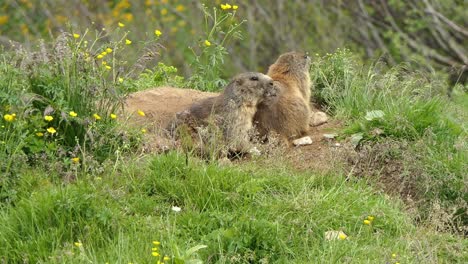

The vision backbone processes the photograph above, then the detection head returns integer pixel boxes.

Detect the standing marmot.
[171,72,276,152]
[253,51,312,140]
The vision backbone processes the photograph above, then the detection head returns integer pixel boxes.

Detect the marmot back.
[171,72,275,152]
[254,51,312,140]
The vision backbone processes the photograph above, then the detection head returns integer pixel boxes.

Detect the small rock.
[371,128,384,136]
[334,142,341,147]
[249,146,262,156]
[293,136,313,146]
[310,111,328,127]
[323,133,337,139]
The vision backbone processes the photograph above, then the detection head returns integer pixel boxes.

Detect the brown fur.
[171,72,276,152]
[253,51,312,140]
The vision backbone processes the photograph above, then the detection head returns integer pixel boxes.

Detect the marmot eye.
[250,76,258,81]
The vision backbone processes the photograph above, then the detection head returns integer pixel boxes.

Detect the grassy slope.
[0,152,466,263]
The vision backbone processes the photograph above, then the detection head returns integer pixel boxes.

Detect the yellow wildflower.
[101,51,107,56]
[160,8,168,16]
[3,114,15,122]
[97,54,104,59]
[73,33,80,39]
[363,219,371,225]
[204,40,211,47]
[152,247,158,251]
[233,5,239,10]
[125,39,132,45]
[118,77,124,83]
[392,253,397,258]
[118,22,125,27]
[69,111,78,117]
[338,232,348,240]
[71,157,80,163]
[175,4,185,12]
[0,15,9,26]
[93,113,101,120]
[163,256,170,261]
[152,241,161,246]
[141,128,147,133]
[367,215,375,221]
[74,242,82,247]
[36,132,44,137]
[221,4,232,10]
[106,48,113,53]
[44,115,54,122]
[154,29,162,37]
[152,252,160,257]
[137,110,145,117]
[110,113,117,119]
[102,61,107,65]
[105,65,112,70]
[123,13,134,22]
[47,127,57,134]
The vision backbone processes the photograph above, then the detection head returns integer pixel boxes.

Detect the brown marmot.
[171,72,276,152]
[253,51,312,140]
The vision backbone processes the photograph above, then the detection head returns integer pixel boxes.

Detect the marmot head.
[225,72,275,105]
[267,51,311,76]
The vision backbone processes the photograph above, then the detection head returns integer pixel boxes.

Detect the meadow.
[0,1,467,263]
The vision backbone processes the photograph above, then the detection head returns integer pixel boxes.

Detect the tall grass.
[1,152,465,263]
[311,49,467,231]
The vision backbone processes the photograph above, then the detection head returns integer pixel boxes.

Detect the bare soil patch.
[124,87,345,173]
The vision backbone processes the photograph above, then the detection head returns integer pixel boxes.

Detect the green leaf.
[365,110,385,121]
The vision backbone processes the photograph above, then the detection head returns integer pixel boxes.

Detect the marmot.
[253,51,312,140]
[171,72,276,152]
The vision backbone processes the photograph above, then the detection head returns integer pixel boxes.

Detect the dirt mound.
[124,87,344,173]
[124,86,218,130]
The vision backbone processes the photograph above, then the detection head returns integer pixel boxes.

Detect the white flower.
[171,206,182,212]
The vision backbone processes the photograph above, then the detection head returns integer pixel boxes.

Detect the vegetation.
[0,1,467,263]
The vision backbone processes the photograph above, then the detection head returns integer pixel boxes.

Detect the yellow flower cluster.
[363,215,374,225]
[151,241,170,263]
[220,3,239,10]
[204,40,211,47]
[97,48,112,61]
[3,113,16,122]
[0,15,10,26]
[155,29,162,37]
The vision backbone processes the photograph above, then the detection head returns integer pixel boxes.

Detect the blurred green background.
[1,0,466,86]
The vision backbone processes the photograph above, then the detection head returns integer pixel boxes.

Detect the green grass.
[0,152,466,263]
[311,49,467,230]
[0,7,467,262]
